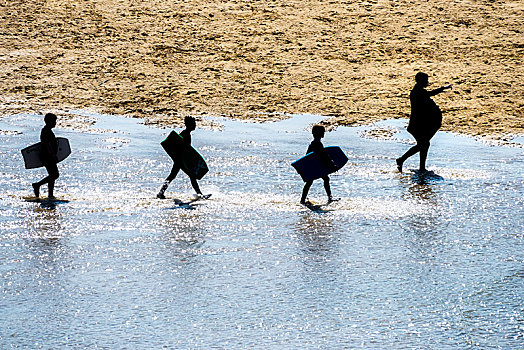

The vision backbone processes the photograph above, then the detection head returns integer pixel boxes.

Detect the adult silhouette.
[396,72,452,172]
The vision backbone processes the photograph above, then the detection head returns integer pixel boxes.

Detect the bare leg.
[48,180,55,198]
[189,177,202,195]
[322,176,332,201]
[301,181,313,204]
[157,164,180,199]
[418,140,430,172]
[165,164,181,182]
[34,163,59,198]
[397,145,420,172]
[32,183,40,197]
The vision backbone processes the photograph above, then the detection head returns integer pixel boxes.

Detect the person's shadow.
[410,169,443,185]
[303,201,335,213]
[166,197,206,210]
[294,213,340,258]
[24,197,70,210]
[399,169,450,236]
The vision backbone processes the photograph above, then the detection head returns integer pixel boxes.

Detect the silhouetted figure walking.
[32,113,60,198]
[300,125,337,204]
[396,72,452,172]
[157,116,210,199]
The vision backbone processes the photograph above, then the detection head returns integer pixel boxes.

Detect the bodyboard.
[161,130,209,180]
[291,146,348,182]
[21,137,71,169]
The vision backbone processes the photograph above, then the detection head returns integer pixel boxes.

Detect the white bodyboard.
[21,137,71,169]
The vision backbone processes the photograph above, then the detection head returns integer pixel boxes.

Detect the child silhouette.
[32,113,60,198]
[157,116,210,200]
[300,125,338,204]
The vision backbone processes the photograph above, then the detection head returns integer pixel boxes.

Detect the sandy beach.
[1,0,522,137]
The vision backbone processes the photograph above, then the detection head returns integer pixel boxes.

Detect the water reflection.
[295,213,339,259]
[27,204,63,238]
[400,176,449,238]
[0,112,523,348]
[162,211,206,254]
[405,180,439,204]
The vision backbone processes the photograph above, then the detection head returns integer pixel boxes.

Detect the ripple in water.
[0,112,523,348]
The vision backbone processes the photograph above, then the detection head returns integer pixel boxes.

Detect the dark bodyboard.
[291,146,348,182]
[161,131,209,180]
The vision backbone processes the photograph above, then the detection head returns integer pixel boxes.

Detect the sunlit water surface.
[0,112,523,348]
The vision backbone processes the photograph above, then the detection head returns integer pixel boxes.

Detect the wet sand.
[1,0,522,137]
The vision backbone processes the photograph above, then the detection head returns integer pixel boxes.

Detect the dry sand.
[1,0,522,137]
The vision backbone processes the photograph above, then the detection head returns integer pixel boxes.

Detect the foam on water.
[0,111,523,348]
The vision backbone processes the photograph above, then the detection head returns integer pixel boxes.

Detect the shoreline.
[1,0,522,138]
[2,106,523,149]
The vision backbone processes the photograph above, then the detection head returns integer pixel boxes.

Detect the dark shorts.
[43,162,59,179]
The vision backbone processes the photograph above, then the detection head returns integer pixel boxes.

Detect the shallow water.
[0,112,523,348]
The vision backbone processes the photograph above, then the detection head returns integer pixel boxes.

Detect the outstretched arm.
[428,84,452,96]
